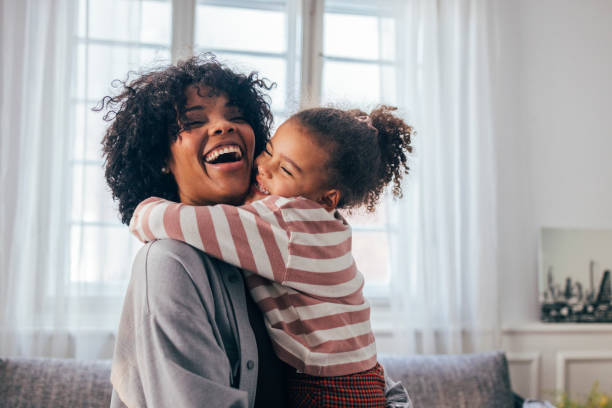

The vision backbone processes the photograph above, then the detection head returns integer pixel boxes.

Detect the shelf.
[502,322,612,334]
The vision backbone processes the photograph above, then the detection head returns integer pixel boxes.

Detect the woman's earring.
[161,166,170,174]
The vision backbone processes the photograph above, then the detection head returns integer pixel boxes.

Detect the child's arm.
[130,196,361,299]
[130,196,291,283]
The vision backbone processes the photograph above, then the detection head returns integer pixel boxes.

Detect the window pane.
[379,17,396,61]
[73,103,86,161]
[71,164,119,224]
[323,13,380,60]
[84,104,109,161]
[78,0,87,37]
[380,64,397,105]
[321,61,380,106]
[341,200,387,227]
[73,102,109,161]
[70,225,140,283]
[215,53,287,112]
[85,44,170,99]
[88,0,171,45]
[352,232,390,285]
[195,5,286,53]
[141,0,173,44]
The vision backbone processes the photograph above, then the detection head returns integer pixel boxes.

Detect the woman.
[99,54,288,407]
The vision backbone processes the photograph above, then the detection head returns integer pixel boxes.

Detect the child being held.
[129,105,413,407]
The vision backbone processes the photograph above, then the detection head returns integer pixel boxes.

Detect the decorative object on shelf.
[539,228,612,323]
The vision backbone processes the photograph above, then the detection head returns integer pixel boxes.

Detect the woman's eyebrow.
[184,105,204,113]
[225,102,243,112]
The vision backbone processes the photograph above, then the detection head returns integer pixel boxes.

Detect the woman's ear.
[318,189,341,211]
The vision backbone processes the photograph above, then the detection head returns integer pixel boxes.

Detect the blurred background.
[1,0,611,400]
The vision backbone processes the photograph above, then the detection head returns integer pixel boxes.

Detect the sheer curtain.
[387,0,499,354]
[0,0,110,359]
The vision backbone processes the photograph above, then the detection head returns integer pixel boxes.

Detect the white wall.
[495,2,612,398]
[496,0,612,325]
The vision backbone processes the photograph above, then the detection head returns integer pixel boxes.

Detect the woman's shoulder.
[133,239,244,308]
[130,240,220,314]
[140,238,203,267]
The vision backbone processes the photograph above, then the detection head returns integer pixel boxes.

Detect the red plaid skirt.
[287,363,386,408]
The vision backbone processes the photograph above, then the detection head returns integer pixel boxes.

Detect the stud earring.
[161,166,170,174]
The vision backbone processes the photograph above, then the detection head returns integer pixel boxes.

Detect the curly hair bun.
[369,105,413,202]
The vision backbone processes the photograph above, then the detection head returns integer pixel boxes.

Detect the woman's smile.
[168,85,256,205]
[201,142,247,173]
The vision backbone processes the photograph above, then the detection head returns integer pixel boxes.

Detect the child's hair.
[291,105,413,212]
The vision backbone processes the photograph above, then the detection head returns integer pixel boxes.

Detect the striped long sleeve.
[129,196,377,376]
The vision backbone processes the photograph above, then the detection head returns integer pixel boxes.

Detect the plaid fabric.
[287,363,386,407]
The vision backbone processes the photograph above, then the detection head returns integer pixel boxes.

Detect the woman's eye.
[183,121,204,130]
[264,146,272,156]
[281,167,293,176]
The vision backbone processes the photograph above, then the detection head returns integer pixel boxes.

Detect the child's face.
[253,119,340,208]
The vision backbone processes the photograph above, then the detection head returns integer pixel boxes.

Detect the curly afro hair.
[291,105,413,212]
[96,54,274,225]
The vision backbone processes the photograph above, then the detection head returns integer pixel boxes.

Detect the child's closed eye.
[281,167,293,176]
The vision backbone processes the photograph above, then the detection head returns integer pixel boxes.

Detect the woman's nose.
[209,119,235,136]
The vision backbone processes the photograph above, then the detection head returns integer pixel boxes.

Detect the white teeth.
[204,145,242,163]
[256,182,270,195]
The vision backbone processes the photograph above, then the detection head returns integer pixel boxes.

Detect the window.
[70,0,397,309]
[70,0,172,300]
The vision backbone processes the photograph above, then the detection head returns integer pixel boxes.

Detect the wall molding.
[508,352,541,399]
[503,323,612,334]
[556,351,612,393]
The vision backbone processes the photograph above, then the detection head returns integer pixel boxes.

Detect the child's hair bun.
[369,105,413,201]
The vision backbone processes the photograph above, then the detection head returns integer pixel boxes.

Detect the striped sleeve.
[129,196,360,296]
[129,196,291,282]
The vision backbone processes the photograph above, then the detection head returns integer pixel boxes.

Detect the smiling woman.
[95,55,296,407]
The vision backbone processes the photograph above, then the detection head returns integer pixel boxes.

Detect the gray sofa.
[0,351,517,407]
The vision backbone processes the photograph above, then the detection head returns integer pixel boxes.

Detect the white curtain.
[0,0,112,359]
[387,0,499,354]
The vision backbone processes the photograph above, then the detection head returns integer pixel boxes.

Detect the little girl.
[129,105,413,407]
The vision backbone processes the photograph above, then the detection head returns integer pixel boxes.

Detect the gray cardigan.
[111,239,265,408]
[110,239,409,408]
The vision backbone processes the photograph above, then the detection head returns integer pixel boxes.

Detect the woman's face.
[167,85,256,205]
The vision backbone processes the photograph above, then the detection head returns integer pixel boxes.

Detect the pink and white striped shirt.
[129,195,377,377]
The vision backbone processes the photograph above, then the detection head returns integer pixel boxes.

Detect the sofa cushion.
[379,351,514,408]
[0,357,112,408]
